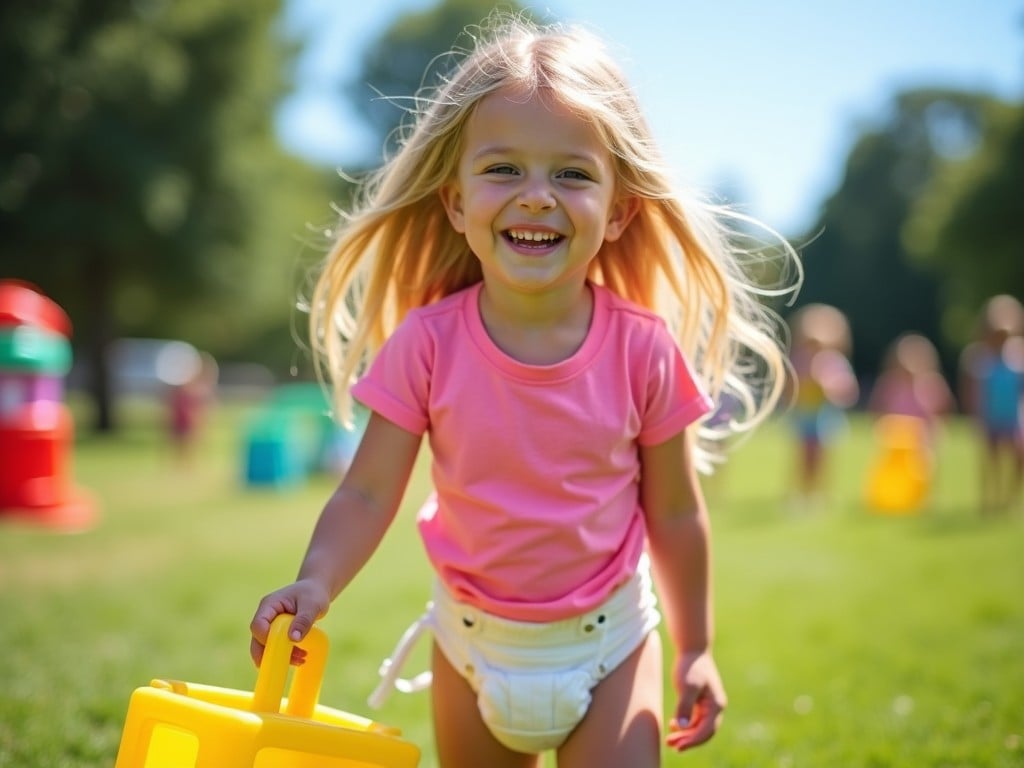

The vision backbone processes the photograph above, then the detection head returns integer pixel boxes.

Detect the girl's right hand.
[249,579,331,666]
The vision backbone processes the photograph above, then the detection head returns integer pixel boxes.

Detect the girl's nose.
[517,178,556,212]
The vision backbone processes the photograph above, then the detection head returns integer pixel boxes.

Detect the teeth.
[508,229,559,242]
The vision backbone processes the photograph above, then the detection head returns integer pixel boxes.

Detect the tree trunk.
[83,250,117,433]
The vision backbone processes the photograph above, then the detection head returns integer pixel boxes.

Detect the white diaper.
[368,556,660,754]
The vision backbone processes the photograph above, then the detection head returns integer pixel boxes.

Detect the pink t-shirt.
[351,282,712,621]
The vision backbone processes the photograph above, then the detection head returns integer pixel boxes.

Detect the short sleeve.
[636,323,713,446]
[350,314,433,435]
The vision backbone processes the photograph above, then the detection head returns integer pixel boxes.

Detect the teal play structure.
[244,382,367,488]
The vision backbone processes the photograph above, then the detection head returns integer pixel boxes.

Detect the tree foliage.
[791,88,1006,385]
[345,0,530,161]
[0,0,329,430]
[903,99,1024,345]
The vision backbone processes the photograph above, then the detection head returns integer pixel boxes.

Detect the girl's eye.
[558,169,592,181]
[485,164,518,175]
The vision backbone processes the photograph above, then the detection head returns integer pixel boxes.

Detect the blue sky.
[277,1,1022,235]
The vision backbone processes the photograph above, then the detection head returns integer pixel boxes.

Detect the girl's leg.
[989,435,1015,511]
[792,436,823,510]
[557,631,664,768]
[803,438,823,495]
[430,642,540,768]
[1011,432,1024,508]
[980,433,998,513]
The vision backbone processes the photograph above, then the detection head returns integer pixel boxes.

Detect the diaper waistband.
[431,556,657,647]
[367,555,658,709]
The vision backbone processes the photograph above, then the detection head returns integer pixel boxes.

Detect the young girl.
[864,333,954,511]
[959,294,1024,514]
[250,15,800,767]
[784,303,859,510]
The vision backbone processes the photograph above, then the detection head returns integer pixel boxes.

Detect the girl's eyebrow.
[469,145,514,162]
[472,145,603,165]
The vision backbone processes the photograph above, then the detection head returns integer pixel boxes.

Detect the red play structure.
[0,280,97,531]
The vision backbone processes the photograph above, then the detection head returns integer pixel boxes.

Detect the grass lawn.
[1,397,1021,767]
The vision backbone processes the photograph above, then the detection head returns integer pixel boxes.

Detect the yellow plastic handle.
[251,614,329,718]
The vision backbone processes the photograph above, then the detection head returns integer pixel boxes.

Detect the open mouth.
[504,229,564,249]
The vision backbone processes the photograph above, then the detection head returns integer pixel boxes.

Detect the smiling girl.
[250,14,801,768]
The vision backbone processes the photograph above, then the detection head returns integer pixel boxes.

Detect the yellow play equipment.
[864,415,932,515]
[113,615,420,767]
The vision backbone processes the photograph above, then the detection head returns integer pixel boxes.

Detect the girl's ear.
[439,183,466,233]
[604,195,639,242]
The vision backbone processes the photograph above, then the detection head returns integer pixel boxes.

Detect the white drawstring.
[367,603,435,709]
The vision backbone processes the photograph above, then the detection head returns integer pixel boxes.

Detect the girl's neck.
[477,280,594,365]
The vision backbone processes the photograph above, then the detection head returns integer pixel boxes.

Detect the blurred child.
[959,295,1024,514]
[868,333,955,448]
[166,351,218,465]
[864,333,955,512]
[785,303,859,509]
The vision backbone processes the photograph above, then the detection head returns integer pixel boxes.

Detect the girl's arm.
[640,429,726,751]
[250,412,422,663]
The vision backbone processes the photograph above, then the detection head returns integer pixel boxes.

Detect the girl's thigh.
[557,631,664,768]
[430,642,541,768]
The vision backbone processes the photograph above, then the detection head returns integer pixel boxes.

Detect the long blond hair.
[309,13,801,469]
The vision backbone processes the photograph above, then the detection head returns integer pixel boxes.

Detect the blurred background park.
[1,0,1022,429]
[1,1,1023,766]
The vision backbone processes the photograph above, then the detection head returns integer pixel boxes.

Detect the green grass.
[1,400,1021,767]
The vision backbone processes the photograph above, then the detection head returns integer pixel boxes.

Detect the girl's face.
[440,86,637,297]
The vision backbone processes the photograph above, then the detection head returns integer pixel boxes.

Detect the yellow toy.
[864,415,931,514]
[113,615,420,767]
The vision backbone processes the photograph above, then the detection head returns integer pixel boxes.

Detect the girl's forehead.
[477,84,562,114]
[469,86,593,136]
[461,89,610,166]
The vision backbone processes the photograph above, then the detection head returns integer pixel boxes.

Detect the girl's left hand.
[665,650,727,751]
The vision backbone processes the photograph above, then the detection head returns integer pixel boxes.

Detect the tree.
[903,99,1024,345]
[0,0,328,431]
[791,89,999,385]
[346,0,530,162]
